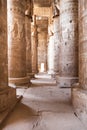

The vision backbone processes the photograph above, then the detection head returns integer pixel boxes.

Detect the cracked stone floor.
[1,74,87,130]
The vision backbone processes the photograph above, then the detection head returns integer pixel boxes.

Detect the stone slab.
[35,73,52,79]
[2,86,86,130]
[30,78,57,85]
[0,95,22,128]
[72,87,87,128]
[56,76,78,87]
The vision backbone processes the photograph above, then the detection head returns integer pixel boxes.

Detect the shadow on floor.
[1,102,39,130]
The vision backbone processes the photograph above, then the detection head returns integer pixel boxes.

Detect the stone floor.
[1,74,87,130]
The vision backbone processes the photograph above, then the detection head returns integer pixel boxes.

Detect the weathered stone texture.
[58,0,78,87]
[0,0,16,112]
[79,0,87,89]
[0,87,16,112]
[53,16,60,74]
[31,20,38,74]
[0,0,8,89]
[72,87,87,128]
[72,0,87,127]
[8,0,26,78]
[25,16,32,74]
[8,0,29,84]
[25,0,32,75]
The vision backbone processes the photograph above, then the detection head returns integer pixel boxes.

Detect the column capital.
[53,5,60,18]
[25,0,33,20]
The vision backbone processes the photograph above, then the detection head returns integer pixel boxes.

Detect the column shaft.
[48,24,55,74]
[8,0,29,85]
[25,16,32,75]
[79,0,87,89]
[53,15,60,74]
[72,1,87,126]
[25,0,32,76]
[0,0,16,112]
[31,16,38,74]
[0,0,8,89]
[59,0,78,87]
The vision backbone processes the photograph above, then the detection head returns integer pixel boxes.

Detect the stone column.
[48,23,55,75]
[31,15,38,74]
[38,32,47,72]
[58,0,78,87]
[79,1,87,90]
[53,6,60,74]
[25,0,32,77]
[72,0,87,126]
[0,0,16,112]
[37,18,48,73]
[25,16,32,75]
[8,0,29,85]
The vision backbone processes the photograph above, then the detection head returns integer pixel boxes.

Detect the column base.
[48,70,55,75]
[35,73,52,79]
[0,87,16,112]
[27,73,34,78]
[9,76,30,86]
[72,87,87,128]
[57,76,78,87]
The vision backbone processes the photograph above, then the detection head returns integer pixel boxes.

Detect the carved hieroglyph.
[25,0,33,75]
[8,0,29,85]
[8,0,26,78]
